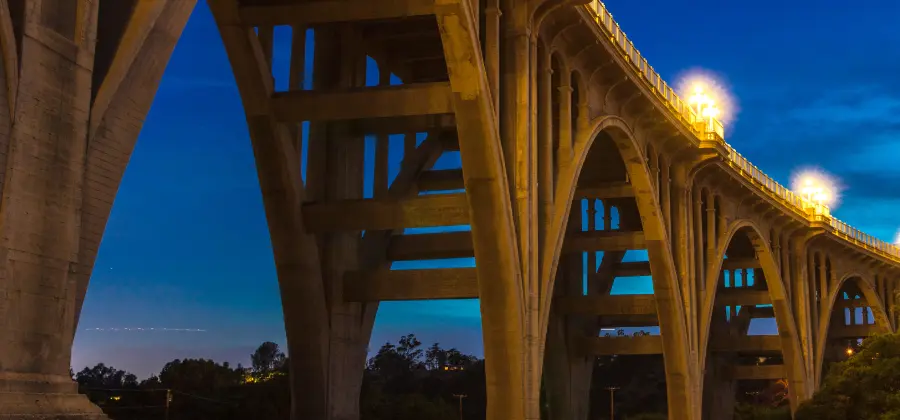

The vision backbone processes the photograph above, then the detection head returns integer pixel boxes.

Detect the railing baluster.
[583,1,896,260]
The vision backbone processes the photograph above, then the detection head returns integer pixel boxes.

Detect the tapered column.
[498,3,540,417]
[702,355,737,420]
[544,204,592,420]
[671,167,697,352]
[556,72,574,165]
[538,43,554,254]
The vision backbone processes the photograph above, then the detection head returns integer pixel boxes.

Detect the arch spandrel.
[539,115,696,419]
[697,219,810,407]
[813,272,893,384]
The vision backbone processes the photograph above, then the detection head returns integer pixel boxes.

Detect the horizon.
[72,0,900,377]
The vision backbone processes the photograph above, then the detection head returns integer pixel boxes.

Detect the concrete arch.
[812,272,893,384]
[549,49,570,78]
[697,219,810,407]
[539,115,696,419]
[570,67,588,100]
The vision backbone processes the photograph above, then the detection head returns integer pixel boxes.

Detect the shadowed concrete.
[1,1,899,419]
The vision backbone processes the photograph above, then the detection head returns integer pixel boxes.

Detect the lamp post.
[688,83,721,135]
[606,386,620,420]
[452,394,467,420]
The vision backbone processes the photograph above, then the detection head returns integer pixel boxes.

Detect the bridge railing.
[584,1,900,262]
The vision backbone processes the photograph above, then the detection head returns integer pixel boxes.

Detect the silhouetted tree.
[75,363,138,389]
[250,341,286,378]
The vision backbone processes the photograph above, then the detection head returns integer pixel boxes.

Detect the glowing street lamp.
[688,83,722,136]
[846,347,854,356]
[791,169,840,214]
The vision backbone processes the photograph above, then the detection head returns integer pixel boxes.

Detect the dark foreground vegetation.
[75,332,897,419]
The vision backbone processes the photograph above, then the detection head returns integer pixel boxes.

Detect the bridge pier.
[0,1,192,418]
[701,355,737,420]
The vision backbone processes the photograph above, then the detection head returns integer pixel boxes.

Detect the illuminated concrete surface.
[0,1,898,419]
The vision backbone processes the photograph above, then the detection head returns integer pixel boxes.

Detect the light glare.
[677,69,737,128]
[790,168,842,209]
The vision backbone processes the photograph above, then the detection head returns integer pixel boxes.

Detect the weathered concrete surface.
[0,1,193,418]
[1,1,899,420]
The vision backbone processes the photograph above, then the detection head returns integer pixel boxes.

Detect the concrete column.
[557,81,574,164]
[538,44,554,250]
[693,188,706,306]
[671,168,695,350]
[498,10,542,417]
[661,160,672,238]
[791,239,815,391]
[485,1,501,118]
[818,256,828,307]
[545,207,593,420]
[702,356,737,420]
[705,191,717,264]
[0,0,106,417]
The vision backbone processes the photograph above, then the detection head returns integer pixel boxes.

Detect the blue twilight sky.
[72,0,900,377]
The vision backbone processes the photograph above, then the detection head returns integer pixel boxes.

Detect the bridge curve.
[0,1,899,420]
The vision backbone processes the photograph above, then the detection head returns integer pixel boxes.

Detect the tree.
[795,333,900,419]
[250,341,286,377]
[75,363,138,389]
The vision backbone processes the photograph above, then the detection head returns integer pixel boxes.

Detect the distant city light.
[677,69,737,128]
[790,167,842,209]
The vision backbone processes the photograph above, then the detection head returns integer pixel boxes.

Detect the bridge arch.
[813,272,892,384]
[697,219,809,411]
[540,115,695,419]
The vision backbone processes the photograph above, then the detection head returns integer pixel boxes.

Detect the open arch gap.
[697,219,809,408]
[540,114,696,419]
[813,272,893,384]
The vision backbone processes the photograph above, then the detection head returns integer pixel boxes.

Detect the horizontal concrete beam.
[598,314,659,328]
[352,114,456,136]
[709,335,781,353]
[722,258,762,270]
[576,182,636,199]
[417,175,637,199]
[239,0,436,26]
[304,194,469,233]
[418,169,465,192]
[387,230,647,261]
[748,306,775,318]
[564,231,646,252]
[556,295,657,316]
[388,231,473,261]
[272,83,453,122]
[830,324,879,339]
[578,335,663,356]
[716,289,770,306]
[343,268,478,301]
[615,261,650,277]
[732,364,785,380]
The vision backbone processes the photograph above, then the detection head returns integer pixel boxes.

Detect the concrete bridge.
[0,0,897,419]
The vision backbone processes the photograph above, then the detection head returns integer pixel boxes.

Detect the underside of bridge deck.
[2,1,900,420]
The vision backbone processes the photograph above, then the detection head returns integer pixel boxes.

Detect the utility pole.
[452,394,467,420]
[165,389,173,420]
[605,387,620,420]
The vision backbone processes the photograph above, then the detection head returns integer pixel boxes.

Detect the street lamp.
[791,169,839,214]
[846,347,854,356]
[688,83,722,136]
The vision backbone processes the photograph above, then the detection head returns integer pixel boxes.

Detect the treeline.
[75,331,797,420]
